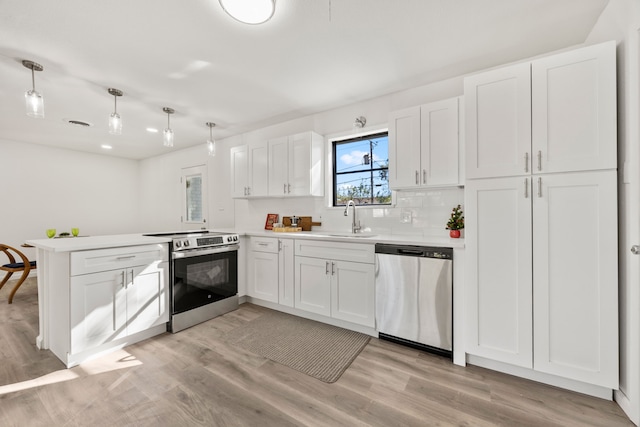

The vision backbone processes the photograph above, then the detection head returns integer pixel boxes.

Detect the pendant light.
[22,60,44,118]
[219,0,275,24]
[107,88,123,135]
[206,122,216,157]
[163,107,175,147]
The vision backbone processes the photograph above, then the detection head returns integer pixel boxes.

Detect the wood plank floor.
[0,278,633,426]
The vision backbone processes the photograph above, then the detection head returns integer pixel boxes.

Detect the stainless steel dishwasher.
[375,244,453,358]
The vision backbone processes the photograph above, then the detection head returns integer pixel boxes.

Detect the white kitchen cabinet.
[465,41,616,179]
[70,262,167,353]
[465,176,533,368]
[388,97,460,189]
[247,236,294,306]
[532,170,618,388]
[267,131,324,197]
[294,239,375,328]
[230,141,268,198]
[466,171,618,388]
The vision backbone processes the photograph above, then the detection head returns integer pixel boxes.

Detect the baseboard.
[615,389,639,426]
[467,354,614,400]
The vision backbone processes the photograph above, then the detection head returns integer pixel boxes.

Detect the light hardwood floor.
[0,278,633,426]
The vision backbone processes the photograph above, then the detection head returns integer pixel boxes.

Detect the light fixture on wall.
[206,122,217,157]
[219,0,275,24]
[353,116,367,129]
[107,88,123,135]
[22,60,44,118]
[163,107,175,147]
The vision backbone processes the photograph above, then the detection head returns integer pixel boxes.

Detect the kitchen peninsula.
[26,234,171,368]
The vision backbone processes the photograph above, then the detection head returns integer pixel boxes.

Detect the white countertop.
[26,234,171,252]
[238,229,465,248]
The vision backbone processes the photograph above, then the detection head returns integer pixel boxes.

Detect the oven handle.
[172,244,240,259]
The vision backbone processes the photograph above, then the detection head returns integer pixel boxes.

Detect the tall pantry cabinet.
[464,41,618,389]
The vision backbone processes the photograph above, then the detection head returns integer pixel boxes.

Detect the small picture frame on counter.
[265,213,279,230]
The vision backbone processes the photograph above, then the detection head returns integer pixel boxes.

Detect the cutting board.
[282,216,321,231]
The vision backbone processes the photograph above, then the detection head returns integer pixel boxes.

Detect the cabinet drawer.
[294,239,374,264]
[250,237,279,253]
[71,244,168,276]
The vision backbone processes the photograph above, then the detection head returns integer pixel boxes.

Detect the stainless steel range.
[144,230,239,332]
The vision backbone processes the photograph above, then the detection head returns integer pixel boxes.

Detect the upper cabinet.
[465,41,616,179]
[231,131,324,199]
[388,97,461,189]
[230,141,268,198]
[268,131,324,197]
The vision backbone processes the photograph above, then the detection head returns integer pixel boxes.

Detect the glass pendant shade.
[219,0,275,24]
[109,112,122,135]
[163,128,174,147]
[22,60,44,118]
[207,139,216,157]
[25,89,44,118]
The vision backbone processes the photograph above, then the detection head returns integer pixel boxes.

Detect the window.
[333,132,390,206]
[181,165,207,225]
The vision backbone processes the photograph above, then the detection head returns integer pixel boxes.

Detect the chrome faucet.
[344,200,361,234]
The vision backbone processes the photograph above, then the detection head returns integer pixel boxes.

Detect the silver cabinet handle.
[129,269,134,285]
[325,261,330,275]
[121,270,126,288]
[257,242,269,246]
[524,178,529,198]
[283,183,287,194]
[247,186,251,195]
[422,169,426,184]
[525,152,529,172]
[331,261,336,275]
[415,171,419,185]
[537,177,542,198]
[631,245,640,255]
[537,151,542,171]
[243,187,247,196]
[288,183,291,194]
[278,240,282,251]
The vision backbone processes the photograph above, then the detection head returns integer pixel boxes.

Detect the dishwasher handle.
[398,248,426,256]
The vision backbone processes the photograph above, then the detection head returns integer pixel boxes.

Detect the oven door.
[172,245,239,314]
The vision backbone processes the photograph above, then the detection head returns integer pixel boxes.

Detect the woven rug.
[226,310,370,383]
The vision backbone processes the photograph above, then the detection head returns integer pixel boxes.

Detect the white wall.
[585,0,640,423]
[0,138,140,259]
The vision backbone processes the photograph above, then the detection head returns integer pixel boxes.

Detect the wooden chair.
[0,244,36,304]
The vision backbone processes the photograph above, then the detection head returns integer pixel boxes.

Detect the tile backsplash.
[234,187,464,238]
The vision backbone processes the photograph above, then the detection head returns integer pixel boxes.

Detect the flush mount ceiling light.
[219,0,275,24]
[107,88,123,135]
[353,116,367,129]
[163,107,175,147]
[22,60,44,118]
[206,122,217,157]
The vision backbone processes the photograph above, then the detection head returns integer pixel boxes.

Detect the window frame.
[331,131,391,207]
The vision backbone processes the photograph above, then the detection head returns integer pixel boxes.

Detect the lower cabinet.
[294,240,375,328]
[247,237,294,306]
[465,170,618,389]
[70,262,167,353]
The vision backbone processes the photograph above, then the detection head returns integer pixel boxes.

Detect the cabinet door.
[70,270,124,353]
[248,251,279,303]
[330,260,375,327]
[230,145,248,198]
[278,239,295,307]
[294,256,331,316]
[420,98,459,186]
[532,41,616,174]
[268,136,289,196]
[248,141,268,197]
[532,170,618,387]
[465,176,533,367]
[289,133,312,196]
[465,62,531,179]
[126,262,169,336]
[389,106,421,188]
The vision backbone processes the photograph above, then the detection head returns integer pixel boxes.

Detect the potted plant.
[446,205,464,238]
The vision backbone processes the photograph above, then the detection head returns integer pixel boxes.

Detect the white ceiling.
[0,0,609,160]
